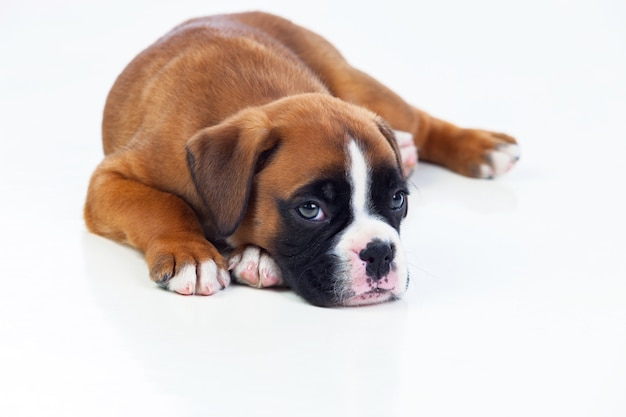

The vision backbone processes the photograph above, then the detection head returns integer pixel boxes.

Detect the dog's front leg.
[84,166,230,295]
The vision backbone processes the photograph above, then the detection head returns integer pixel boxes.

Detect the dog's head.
[186,94,409,307]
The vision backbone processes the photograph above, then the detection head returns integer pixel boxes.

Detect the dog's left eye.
[391,191,406,210]
[297,202,325,221]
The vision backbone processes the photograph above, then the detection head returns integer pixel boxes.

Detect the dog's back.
[102,13,328,155]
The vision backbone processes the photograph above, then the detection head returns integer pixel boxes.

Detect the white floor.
[1,1,625,416]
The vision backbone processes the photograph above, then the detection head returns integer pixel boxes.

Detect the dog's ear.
[186,108,279,237]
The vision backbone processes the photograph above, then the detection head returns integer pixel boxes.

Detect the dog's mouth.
[341,287,397,307]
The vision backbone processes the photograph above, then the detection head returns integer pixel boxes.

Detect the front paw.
[147,237,230,295]
[455,130,520,179]
[393,129,418,177]
[228,246,284,288]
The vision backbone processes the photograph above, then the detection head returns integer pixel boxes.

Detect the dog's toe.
[165,261,229,295]
[229,246,284,288]
[442,129,519,179]
[195,261,230,295]
[147,237,229,296]
[477,143,521,179]
[166,265,197,295]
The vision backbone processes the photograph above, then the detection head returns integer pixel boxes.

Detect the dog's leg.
[84,167,230,295]
[245,13,519,178]
[228,246,284,288]
[328,68,520,179]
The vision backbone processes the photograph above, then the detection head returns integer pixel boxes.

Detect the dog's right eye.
[297,202,325,221]
[391,191,406,210]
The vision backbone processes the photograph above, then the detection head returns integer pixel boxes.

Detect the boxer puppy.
[84,12,519,307]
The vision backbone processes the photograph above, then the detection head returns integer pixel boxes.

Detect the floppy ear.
[186,108,279,237]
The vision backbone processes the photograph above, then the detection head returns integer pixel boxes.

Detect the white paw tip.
[167,264,197,295]
[484,144,520,178]
[479,163,495,179]
[218,268,231,288]
[167,261,228,296]
[229,246,283,288]
[259,253,282,287]
[499,143,521,161]
[227,253,242,270]
[392,129,414,147]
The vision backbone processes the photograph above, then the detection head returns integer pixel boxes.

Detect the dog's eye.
[297,202,325,221]
[391,191,406,210]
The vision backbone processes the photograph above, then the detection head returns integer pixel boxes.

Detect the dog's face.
[187,94,409,306]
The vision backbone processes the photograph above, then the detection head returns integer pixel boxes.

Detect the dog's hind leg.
[320,64,520,179]
[239,11,519,178]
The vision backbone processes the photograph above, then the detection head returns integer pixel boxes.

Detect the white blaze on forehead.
[348,140,370,217]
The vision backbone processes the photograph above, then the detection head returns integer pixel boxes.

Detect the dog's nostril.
[359,240,395,280]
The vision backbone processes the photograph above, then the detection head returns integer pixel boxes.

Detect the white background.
[1,1,625,416]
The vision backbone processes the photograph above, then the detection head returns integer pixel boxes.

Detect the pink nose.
[358,240,395,280]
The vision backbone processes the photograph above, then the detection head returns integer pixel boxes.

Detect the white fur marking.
[501,143,520,160]
[392,129,418,176]
[484,144,520,178]
[334,140,409,305]
[489,151,513,176]
[348,140,370,217]
[229,245,283,288]
[479,163,494,179]
[392,130,414,148]
[166,261,228,295]
[167,264,197,295]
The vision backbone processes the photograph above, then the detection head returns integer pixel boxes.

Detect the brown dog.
[84,11,518,306]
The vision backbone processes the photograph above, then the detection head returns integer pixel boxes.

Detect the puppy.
[84,11,519,307]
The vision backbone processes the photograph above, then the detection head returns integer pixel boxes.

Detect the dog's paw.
[393,129,418,177]
[228,246,284,288]
[452,129,520,179]
[477,141,521,179]
[147,237,230,295]
[163,261,230,295]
